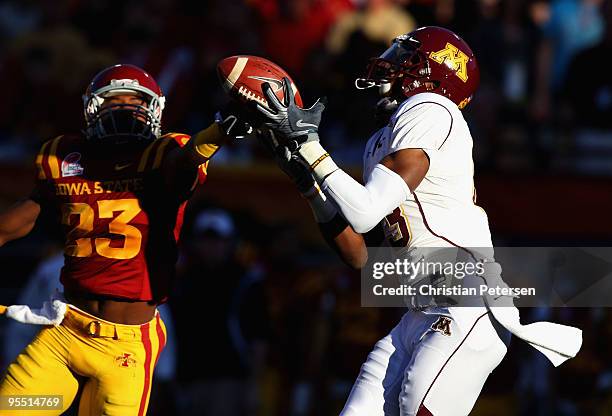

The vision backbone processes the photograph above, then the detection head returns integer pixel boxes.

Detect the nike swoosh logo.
[248,76,284,92]
[295,119,318,129]
[114,163,132,171]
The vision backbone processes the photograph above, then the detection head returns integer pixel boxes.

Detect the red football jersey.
[34,133,207,302]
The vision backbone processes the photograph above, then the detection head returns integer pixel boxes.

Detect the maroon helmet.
[83,64,165,142]
[356,26,479,110]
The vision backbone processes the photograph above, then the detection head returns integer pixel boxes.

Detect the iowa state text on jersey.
[35,133,207,302]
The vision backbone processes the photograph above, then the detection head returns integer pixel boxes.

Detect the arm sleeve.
[389,101,452,153]
[321,164,410,234]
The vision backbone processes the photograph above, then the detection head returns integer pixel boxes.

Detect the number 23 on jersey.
[61,198,142,260]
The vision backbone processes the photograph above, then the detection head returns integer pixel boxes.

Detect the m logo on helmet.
[429,43,469,82]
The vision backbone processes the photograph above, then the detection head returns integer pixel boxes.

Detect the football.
[217,55,303,109]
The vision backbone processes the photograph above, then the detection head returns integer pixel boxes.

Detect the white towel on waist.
[4,299,67,326]
[488,305,582,367]
[482,261,582,367]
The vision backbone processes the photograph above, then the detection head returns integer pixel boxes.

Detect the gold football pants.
[0,306,166,415]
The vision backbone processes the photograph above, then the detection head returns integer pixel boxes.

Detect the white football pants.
[340,309,509,416]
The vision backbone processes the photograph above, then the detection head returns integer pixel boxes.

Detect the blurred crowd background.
[0,0,611,415]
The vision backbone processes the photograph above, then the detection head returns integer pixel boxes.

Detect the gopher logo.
[429,43,469,82]
[115,353,137,368]
[431,316,452,336]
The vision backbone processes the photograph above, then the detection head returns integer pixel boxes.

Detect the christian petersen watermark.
[371,282,535,298]
[361,247,612,307]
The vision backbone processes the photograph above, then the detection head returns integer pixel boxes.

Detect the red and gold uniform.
[0,132,207,415]
[2,306,168,416]
[35,132,206,302]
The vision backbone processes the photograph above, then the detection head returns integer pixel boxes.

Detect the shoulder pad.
[137,133,191,172]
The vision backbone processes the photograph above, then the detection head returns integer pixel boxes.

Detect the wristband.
[298,141,339,182]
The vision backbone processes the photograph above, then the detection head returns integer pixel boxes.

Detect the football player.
[0,64,248,415]
[256,26,582,415]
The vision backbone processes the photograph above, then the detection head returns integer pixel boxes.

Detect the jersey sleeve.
[34,135,63,182]
[32,135,64,206]
[144,133,209,202]
[164,133,208,185]
[140,133,208,186]
[389,101,453,153]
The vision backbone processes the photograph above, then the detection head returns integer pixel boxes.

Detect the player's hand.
[258,128,315,193]
[255,77,326,150]
[215,101,256,140]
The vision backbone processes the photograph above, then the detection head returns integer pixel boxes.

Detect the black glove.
[258,128,315,193]
[215,100,256,140]
[255,77,326,150]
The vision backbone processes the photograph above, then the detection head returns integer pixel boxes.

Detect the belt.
[63,305,156,340]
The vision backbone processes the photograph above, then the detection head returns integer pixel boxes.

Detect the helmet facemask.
[356,36,432,96]
[83,79,165,144]
[357,36,435,125]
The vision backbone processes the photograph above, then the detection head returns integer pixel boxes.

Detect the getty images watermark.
[371,257,535,298]
[361,247,612,307]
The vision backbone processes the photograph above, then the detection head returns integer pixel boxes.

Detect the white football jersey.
[363,92,492,249]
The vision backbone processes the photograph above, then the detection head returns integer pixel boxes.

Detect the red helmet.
[83,64,165,141]
[356,26,479,110]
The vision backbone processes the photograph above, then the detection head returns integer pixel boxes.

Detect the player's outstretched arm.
[258,129,369,269]
[0,199,41,247]
[301,182,370,269]
[254,78,428,235]
[166,104,253,166]
[318,215,371,269]
[161,104,255,191]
